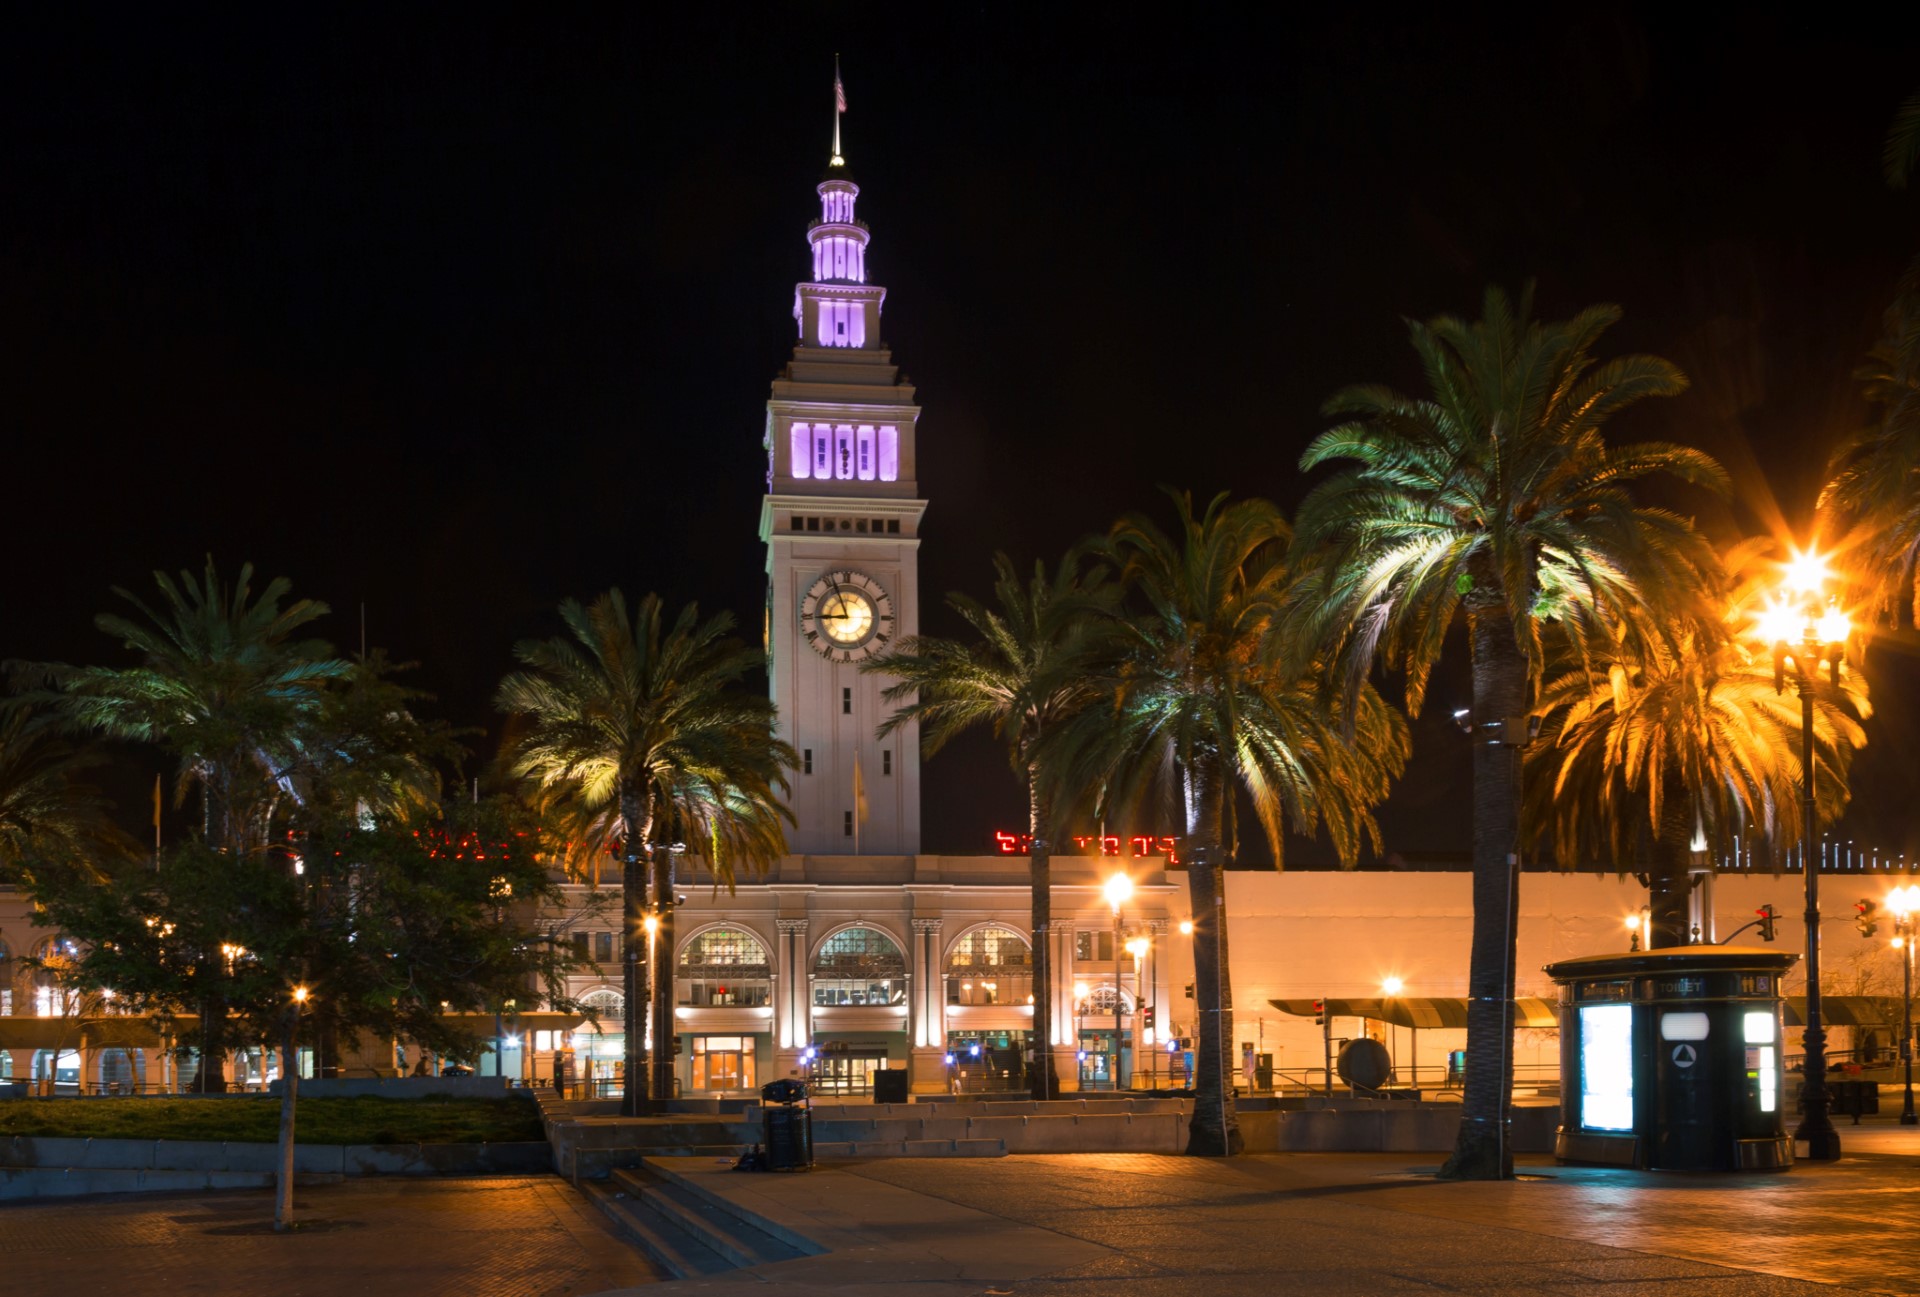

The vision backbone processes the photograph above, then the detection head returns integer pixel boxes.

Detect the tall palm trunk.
[650,833,677,1106]
[1027,776,1059,1101]
[1646,778,1695,948]
[273,1007,299,1230]
[619,786,650,1117]
[1441,599,1529,1180]
[1183,756,1242,1156]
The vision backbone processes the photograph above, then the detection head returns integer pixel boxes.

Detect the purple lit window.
[856,426,875,480]
[877,426,899,482]
[833,425,855,480]
[813,425,832,477]
[790,423,812,479]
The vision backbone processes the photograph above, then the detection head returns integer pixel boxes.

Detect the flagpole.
[831,55,844,165]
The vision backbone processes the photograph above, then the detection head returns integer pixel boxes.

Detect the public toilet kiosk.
[1544,946,1796,1172]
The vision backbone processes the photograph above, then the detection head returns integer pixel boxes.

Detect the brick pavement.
[609,1136,1920,1295]
[0,1175,660,1295]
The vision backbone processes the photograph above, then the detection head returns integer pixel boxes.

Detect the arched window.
[812,926,906,1006]
[679,928,772,1007]
[579,988,625,1029]
[1083,985,1134,1015]
[947,926,1033,1006]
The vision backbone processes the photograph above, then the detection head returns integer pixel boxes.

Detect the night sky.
[6,9,1920,862]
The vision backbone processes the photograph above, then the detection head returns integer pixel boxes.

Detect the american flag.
[835,73,847,114]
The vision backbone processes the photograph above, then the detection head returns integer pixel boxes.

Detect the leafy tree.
[19,559,349,1090]
[1060,492,1408,1155]
[1528,541,1869,945]
[498,591,794,1113]
[865,549,1114,1101]
[1295,285,1725,1179]
[27,795,581,1229]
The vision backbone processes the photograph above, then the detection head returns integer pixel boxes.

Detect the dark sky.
[5,8,1919,861]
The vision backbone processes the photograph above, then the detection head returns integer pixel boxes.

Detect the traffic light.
[1856,898,1880,938]
[1757,904,1778,942]
[1144,1007,1156,1031]
[1312,999,1325,1026]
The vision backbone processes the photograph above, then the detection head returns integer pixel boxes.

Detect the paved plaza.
[611,1125,1920,1295]
[6,1126,1920,1294]
[0,1174,660,1295]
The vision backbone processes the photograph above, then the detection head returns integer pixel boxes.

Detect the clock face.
[802,570,894,661]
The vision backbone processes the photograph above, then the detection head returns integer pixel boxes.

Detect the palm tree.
[1528,541,1869,944]
[25,559,348,1090]
[1824,89,1920,621]
[498,591,794,1113]
[864,549,1113,1101]
[1063,492,1409,1156]
[0,705,127,880]
[1295,284,1726,1179]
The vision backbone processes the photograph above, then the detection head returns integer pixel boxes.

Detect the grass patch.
[0,1095,544,1145]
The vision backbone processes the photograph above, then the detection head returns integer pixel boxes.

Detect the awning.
[1270,996,1560,1030]
[1782,996,1898,1028]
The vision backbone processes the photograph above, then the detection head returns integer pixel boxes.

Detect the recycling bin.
[1545,946,1797,1172]
[761,1078,813,1171]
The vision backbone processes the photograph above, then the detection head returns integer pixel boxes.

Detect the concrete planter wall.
[0,1134,550,1199]
[265,1076,516,1100]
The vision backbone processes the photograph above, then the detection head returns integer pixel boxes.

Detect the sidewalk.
[597,1125,1920,1295]
[0,1175,660,1295]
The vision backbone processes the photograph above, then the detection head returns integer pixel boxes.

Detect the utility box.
[1545,946,1796,1172]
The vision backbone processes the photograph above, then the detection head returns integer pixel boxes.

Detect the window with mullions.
[947,926,1032,1006]
[679,928,772,1006]
[812,926,907,1006]
[1075,931,1115,963]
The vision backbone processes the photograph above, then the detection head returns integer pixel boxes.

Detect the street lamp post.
[1104,872,1133,1091]
[1759,550,1851,1162]
[1127,936,1151,1087]
[1888,885,1920,1126]
[1382,977,1404,1085]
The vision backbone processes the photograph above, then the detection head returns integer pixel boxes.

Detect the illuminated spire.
[830,56,847,168]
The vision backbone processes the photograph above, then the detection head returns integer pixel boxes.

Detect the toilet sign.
[1672,1043,1698,1069]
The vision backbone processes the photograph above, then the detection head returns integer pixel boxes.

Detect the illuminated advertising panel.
[1579,1003,1634,1131]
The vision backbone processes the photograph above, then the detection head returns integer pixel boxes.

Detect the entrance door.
[814,1052,886,1095]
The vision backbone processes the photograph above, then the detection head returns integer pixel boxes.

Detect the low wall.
[0,1134,550,1195]
[551,1098,1556,1177]
[266,1076,515,1100]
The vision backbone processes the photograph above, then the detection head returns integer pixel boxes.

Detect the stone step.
[814,1138,1006,1158]
[583,1178,733,1279]
[640,1156,831,1259]
[610,1166,806,1271]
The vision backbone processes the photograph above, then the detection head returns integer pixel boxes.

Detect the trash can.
[1545,946,1796,1172]
[761,1078,813,1171]
[1254,1053,1274,1093]
[873,1068,910,1104]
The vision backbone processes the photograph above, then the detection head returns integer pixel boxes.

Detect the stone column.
[774,918,810,1081]
[909,918,947,1094]
[1051,921,1081,1093]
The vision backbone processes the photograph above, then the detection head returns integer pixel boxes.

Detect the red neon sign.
[992,831,1178,863]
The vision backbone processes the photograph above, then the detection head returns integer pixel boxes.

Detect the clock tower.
[760,135,923,856]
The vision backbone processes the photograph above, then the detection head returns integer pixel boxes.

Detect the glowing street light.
[1625,913,1644,953]
[1758,542,1853,1161]
[1887,885,1920,1126]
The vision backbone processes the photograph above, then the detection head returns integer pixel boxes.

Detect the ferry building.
[548,127,1185,1099]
